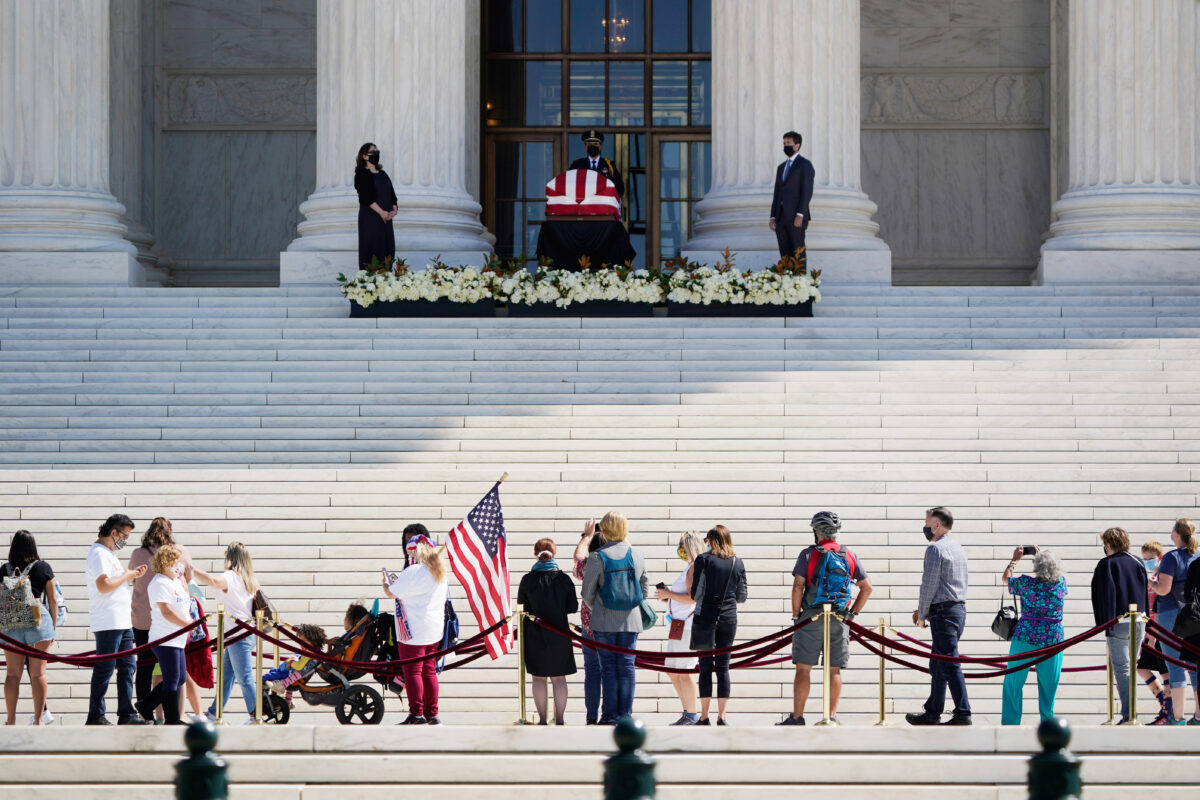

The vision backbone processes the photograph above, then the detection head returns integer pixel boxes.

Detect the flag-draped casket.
[545,169,622,220]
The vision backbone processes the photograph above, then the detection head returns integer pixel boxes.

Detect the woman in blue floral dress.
[1001,546,1068,724]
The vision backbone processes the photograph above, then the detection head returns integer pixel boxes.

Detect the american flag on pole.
[445,482,512,658]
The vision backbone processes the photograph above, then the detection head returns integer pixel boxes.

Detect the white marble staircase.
[2,284,1200,731]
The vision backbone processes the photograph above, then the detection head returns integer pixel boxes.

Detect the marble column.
[683,0,889,280]
[282,0,493,284]
[1040,0,1200,283]
[0,0,140,285]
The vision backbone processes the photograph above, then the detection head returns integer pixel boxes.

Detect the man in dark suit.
[569,130,624,199]
[769,130,815,260]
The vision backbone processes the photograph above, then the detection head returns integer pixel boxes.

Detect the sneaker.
[85,717,113,726]
[426,716,441,725]
[28,709,53,726]
[398,714,427,725]
[905,712,941,726]
[776,714,805,726]
[241,718,257,726]
[117,716,153,726]
[670,714,698,726]
[1149,711,1171,726]
[1167,717,1188,725]
[694,718,711,726]
[1188,717,1200,726]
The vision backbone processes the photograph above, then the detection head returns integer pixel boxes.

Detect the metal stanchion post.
[814,604,835,726]
[1126,604,1141,725]
[1101,645,1116,726]
[516,605,529,725]
[253,609,264,725]
[272,612,281,668]
[214,605,226,725]
[873,617,889,726]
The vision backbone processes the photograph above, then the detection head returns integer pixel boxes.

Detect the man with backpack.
[778,511,872,726]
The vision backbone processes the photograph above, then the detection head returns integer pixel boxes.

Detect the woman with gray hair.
[1001,546,1067,724]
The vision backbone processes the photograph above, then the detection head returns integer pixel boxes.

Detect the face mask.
[367,151,380,165]
[677,547,688,562]
[586,145,601,158]
[112,532,128,551]
[1144,558,1159,572]
[923,525,934,542]
[783,144,796,157]
[173,564,185,578]
[705,545,712,554]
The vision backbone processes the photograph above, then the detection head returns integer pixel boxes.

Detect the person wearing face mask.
[127,516,194,720]
[354,141,398,269]
[84,514,151,726]
[144,545,192,725]
[655,530,704,725]
[569,131,625,199]
[1090,526,1149,723]
[1136,540,1173,724]
[768,130,815,263]
[1148,518,1200,723]
[907,507,971,726]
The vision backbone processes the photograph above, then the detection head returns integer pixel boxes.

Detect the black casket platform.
[535,216,636,270]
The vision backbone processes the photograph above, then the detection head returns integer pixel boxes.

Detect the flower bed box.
[504,301,656,317]
[667,300,813,317]
[348,299,496,318]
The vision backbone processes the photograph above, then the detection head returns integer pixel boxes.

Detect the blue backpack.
[597,549,642,611]
[803,543,856,611]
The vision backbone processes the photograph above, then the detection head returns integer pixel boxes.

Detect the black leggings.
[133,628,158,719]
[698,616,738,699]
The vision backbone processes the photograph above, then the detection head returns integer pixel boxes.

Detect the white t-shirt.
[147,574,191,649]
[85,542,132,633]
[217,571,254,621]
[388,564,449,646]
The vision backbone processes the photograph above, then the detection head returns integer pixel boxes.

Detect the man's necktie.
[782,158,793,183]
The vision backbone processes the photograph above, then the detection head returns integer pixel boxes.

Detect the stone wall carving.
[165,72,316,129]
[862,71,1047,127]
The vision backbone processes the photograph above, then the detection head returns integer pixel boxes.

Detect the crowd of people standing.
[2,509,1200,727]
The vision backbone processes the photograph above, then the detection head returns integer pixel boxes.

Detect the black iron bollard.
[175,719,229,800]
[1028,718,1081,800]
[604,716,656,800]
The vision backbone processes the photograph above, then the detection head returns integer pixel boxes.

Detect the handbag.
[689,557,739,651]
[639,599,657,632]
[668,617,686,641]
[1174,593,1200,639]
[252,588,277,619]
[991,588,1019,641]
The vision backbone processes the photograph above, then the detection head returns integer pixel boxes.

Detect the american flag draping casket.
[545,169,622,220]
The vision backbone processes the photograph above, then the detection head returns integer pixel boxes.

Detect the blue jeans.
[581,630,603,722]
[1155,608,1200,696]
[207,635,256,718]
[1107,619,1146,722]
[89,628,136,723]
[594,631,637,723]
[924,604,971,718]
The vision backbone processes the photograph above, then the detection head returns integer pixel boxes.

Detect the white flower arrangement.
[337,253,820,309]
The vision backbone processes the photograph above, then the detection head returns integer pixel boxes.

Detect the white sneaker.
[28,710,52,726]
[241,718,257,726]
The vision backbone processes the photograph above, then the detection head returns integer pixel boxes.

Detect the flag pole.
[515,604,530,725]
[499,472,509,483]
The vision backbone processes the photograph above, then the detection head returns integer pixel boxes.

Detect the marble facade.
[0,0,1196,286]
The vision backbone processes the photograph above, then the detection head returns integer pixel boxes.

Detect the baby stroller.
[261,611,403,725]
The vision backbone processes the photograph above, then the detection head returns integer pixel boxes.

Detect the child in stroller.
[263,623,327,708]
[260,603,403,725]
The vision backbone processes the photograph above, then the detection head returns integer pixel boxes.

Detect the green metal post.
[1027,718,1081,800]
[175,719,228,800]
[604,717,656,800]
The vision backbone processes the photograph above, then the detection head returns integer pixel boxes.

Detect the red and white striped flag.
[545,169,622,219]
[445,482,512,658]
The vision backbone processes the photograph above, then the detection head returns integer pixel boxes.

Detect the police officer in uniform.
[569,130,624,199]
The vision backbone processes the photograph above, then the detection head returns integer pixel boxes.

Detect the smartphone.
[381,567,391,582]
[656,582,667,590]
[1022,546,1037,555]
[593,523,602,534]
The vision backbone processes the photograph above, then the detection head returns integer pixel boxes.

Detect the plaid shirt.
[917,534,969,622]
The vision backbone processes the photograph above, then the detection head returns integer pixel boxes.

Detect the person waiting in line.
[656,530,705,726]
[145,545,192,725]
[1,530,58,726]
[1181,552,1200,723]
[128,517,194,721]
[384,533,449,725]
[582,511,650,724]
[689,525,747,726]
[1001,547,1068,725]
[84,514,151,726]
[907,507,971,726]
[779,512,872,726]
[1091,526,1149,723]
[573,522,607,724]
[354,142,397,268]
[517,538,578,725]
[1150,519,1200,723]
[1137,540,1174,725]
[192,542,261,723]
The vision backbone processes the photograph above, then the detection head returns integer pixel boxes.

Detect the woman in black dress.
[689,525,747,725]
[517,538,579,725]
[353,142,397,269]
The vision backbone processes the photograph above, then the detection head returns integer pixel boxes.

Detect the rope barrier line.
[850,618,1117,666]
[1146,619,1200,659]
[0,618,207,666]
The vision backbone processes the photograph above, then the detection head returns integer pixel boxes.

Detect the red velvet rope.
[525,615,813,661]
[1146,619,1200,659]
[0,619,206,666]
[847,618,1117,665]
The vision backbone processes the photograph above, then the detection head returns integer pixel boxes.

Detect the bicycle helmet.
[810,510,842,533]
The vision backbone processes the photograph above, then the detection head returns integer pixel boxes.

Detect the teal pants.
[1001,637,1063,725]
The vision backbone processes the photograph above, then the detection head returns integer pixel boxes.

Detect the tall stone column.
[684,0,889,280]
[1040,0,1200,283]
[0,0,140,285]
[282,0,493,284]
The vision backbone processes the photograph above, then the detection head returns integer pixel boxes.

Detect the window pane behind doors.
[608,62,644,126]
[569,62,605,125]
[651,61,688,126]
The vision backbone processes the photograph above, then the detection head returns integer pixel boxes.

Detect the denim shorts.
[2,603,56,646]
